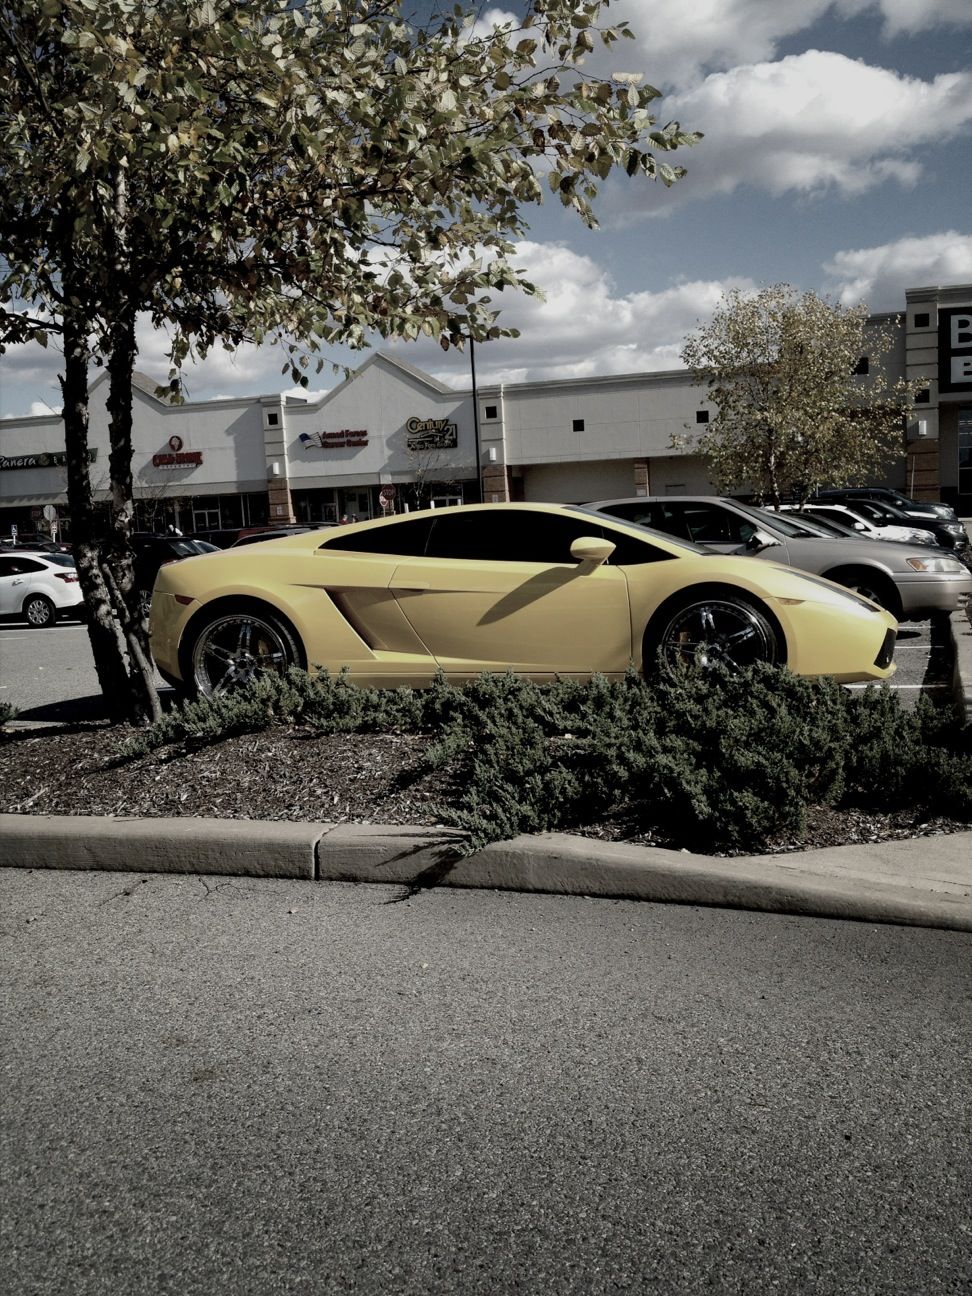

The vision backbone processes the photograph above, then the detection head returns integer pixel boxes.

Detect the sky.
[2,0,972,417]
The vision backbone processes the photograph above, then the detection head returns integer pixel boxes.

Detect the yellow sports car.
[149,502,897,696]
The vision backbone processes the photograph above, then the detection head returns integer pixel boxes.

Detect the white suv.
[0,550,85,627]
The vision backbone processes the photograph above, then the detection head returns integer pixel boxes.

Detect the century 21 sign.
[938,308,972,394]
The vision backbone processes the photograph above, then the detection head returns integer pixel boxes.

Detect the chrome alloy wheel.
[658,599,777,673]
[24,595,55,628]
[190,612,293,696]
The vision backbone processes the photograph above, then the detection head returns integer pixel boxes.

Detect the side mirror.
[570,535,616,567]
[745,529,780,553]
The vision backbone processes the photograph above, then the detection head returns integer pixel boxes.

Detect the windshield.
[804,513,861,537]
[728,501,826,539]
[781,512,852,537]
[44,552,76,567]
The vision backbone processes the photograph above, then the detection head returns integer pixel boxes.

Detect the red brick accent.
[267,480,296,524]
[905,440,941,501]
[481,463,511,503]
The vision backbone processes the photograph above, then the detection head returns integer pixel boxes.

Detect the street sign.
[379,485,397,503]
[43,504,57,521]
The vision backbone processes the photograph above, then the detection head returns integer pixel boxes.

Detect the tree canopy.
[2,0,700,385]
[0,0,699,722]
[680,285,919,507]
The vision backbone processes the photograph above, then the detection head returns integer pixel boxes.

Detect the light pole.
[470,335,482,502]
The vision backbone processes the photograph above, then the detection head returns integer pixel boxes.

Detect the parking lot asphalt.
[2,608,971,932]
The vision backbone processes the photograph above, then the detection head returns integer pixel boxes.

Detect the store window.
[193,506,221,531]
[959,408,972,498]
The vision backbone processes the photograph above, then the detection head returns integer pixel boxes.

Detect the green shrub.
[122,664,972,853]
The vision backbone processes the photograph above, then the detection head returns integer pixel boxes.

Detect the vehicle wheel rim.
[847,582,884,608]
[191,614,290,697]
[659,601,776,672]
[26,599,52,626]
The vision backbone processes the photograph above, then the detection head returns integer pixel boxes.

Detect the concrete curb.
[951,606,972,725]
[3,814,971,933]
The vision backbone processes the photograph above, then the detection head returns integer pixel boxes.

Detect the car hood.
[745,531,951,571]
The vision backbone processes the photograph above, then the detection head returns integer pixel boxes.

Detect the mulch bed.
[2,722,968,857]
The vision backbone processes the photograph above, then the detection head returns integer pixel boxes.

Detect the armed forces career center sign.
[405,415,458,451]
[939,308,972,395]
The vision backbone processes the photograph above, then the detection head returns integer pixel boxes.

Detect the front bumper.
[896,571,972,619]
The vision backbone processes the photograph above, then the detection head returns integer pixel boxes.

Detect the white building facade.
[2,282,970,540]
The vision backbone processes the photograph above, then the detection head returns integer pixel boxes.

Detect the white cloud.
[652,52,972,205]
[386,241,755,383]
[823,230,972,308]
[869,0,972,36]
[602,0,835,90]
[597,0,972,89]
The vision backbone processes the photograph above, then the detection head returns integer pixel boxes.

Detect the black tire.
[824,568,902,619]
[23,594,56,628]
[183,605,301,697]
[645,594,780,674]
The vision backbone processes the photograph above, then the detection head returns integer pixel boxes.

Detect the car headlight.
[905,555,966,573]
[944,524,965,536]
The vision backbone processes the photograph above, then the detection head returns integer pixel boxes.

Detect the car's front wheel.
[646,594,780,674]
[185,606,301,697]
[23,594,56,628]
[823,567,902,620]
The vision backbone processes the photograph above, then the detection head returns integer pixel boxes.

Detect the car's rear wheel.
[23,594,56,628]
[646,594,780,674]
[186,607,300,697]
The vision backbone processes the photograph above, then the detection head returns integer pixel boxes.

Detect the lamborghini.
[149,502,898,697]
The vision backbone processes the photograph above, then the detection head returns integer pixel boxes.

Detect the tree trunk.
[60,306,133,722]
[105,308,163,724]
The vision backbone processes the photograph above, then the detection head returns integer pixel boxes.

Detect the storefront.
[2,282,970,542]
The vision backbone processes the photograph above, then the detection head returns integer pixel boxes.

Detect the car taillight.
[55,572,79,583]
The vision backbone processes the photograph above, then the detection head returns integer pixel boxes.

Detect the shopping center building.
[2,281,970,540]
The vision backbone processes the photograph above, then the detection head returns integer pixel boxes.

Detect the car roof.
[0,549,67,560]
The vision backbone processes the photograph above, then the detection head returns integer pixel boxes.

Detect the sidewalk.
[3,813,971,932]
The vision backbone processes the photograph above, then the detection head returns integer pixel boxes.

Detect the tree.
[1,0,698,722]
[680,285,920,508]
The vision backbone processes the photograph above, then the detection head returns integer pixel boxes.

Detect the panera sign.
[0,449,97,470]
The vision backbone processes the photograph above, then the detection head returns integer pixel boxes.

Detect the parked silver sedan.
[587,496,972,621]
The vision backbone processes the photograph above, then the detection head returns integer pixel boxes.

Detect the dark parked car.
[229,524,334,547]
[131,533,219,593]
[811,487,958,524]
[187,528,248,550]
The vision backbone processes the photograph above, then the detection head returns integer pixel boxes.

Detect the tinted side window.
[426,510,670,565]
[597,501,668,530]
[672,503,753,544]
[0,557,45,575]
[319,517,434,557]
